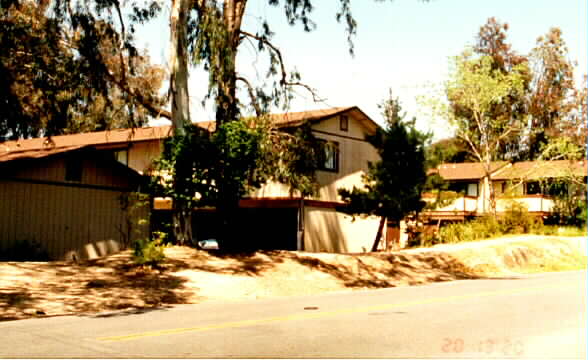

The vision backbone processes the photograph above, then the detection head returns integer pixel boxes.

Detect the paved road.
[1,270,585,358]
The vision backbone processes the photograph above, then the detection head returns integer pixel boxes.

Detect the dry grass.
[0,235,585,322]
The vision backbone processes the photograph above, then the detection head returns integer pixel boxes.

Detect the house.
[155,107,385,253]
[422,160,588,222]
[241,107,382,253]
[0,106,386,259]
[0,127,177,260]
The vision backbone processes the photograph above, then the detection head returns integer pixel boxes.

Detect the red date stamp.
[441,337,524,357]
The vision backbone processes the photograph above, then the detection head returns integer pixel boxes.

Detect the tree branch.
[112,0,127,86]
[107,70,171,119]
[240,30,325,102]
[236,76,262,117]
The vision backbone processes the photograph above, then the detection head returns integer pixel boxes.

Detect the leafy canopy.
[0,1,165,140]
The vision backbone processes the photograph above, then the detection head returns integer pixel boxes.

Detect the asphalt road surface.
[1,270,585,358]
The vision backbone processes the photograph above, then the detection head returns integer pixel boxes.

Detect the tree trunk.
[371,216,386,252]
[483,157,498,217]
[172,203,193,246]
[215,0,246,127]
[170,0,191,134]
[170,0,193,245]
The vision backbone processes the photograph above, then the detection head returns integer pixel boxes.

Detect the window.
[114,149,128,166]
[526,181,542,195]
[466,183,478,197]
[320,140,339,172]
[339,115,349,132]
[65,157,83,182]
[448,182,478,197]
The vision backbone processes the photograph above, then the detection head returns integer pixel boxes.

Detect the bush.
[0,239,50,261]
[545,196,587,227]
[411,200,585,248]
[133,232,166,267]
[499,202,541,234]
[418,204,545,247]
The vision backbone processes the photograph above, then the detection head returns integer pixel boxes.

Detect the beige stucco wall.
[303,206,382,253]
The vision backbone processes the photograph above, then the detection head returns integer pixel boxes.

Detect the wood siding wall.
[303,206,382,253]
[250,114,380,202]
[0,153,147,260]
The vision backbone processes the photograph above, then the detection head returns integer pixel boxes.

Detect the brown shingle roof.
[0,122,219,163]
[492,160,588,180]
[0,125,174,163]
[0,106,377,163]
[269,107,351,126]
[435,162,509,180]
[270,106,378,133]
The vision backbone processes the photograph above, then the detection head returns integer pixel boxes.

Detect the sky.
[137,0,587,140]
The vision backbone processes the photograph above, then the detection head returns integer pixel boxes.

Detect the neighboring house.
[423,160,588,222]
[0,106,385,259]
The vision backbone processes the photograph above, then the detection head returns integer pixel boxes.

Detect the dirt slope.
[0,235,585,321]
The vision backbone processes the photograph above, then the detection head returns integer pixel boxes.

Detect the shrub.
[499,202,540,234]
[133,232,166,267]
[410,201,585,249]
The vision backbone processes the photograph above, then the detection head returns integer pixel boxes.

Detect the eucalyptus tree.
[443,52,527,214]
[0,1,165,139]
[471,17,583,161]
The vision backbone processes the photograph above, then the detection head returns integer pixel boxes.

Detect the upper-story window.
[65,157,83,182]
[339,115,349,132]
[319,140,339,172]
[114,149,128,166]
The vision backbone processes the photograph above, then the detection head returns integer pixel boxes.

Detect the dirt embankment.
[0,235,585,322]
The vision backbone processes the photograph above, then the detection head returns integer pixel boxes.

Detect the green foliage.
[260,122,324,197]
[426,137,474,166]
[153,121,266,211]
[445,52,527,164]
[0,2,165,140]
[544,178,587,227]
[418,202,545,247]
[338,94,429,222]
[133,233,166,267]
[0,239,50,261]
[500,202,541,234]
[426,18,585,163]
[151,119,323,245]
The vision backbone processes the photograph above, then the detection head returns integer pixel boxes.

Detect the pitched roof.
[0,106,376,163]
[0,125,174,163]
[492,160,588,180]
[270,106,378,133]
[434,162,509,180]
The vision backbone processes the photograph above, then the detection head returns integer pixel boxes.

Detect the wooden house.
[0,127,170,260]
[0,106,386,259]
[241,107,383,252]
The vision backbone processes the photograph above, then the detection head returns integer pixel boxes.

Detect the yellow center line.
[97,281,576,342]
